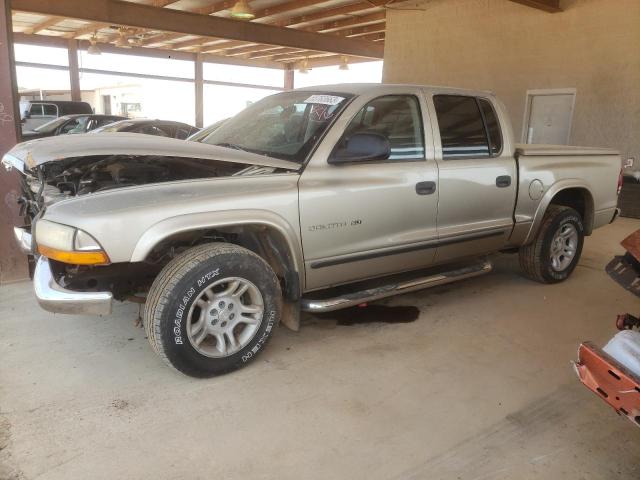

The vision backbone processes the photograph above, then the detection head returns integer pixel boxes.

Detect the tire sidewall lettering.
[173,268,222,346]
[241,310,276,363]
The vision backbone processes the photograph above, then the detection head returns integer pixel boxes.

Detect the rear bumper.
[34,256,113,315]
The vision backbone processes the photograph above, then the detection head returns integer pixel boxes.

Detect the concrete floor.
[1,219,639,480]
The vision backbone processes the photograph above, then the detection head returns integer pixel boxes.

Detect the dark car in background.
[91,119,200,139]
[21,114,126,141]
[21,100,93,131]
[186,118,228,142]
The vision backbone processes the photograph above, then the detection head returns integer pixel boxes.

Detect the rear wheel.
[519,205,584,283]
[145,243,282,377]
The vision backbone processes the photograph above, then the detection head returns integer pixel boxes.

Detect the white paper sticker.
[304,95,345,106]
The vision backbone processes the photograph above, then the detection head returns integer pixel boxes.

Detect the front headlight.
[1,153,25,173]
[35,219,110,265]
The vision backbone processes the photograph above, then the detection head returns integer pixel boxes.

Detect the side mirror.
[329,132,391,164]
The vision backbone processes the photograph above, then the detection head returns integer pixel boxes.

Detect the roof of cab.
[294,83,496,98]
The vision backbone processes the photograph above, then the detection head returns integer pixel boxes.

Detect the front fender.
[131,209,305,290]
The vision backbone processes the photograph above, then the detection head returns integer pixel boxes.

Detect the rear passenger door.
[429,94,517,263]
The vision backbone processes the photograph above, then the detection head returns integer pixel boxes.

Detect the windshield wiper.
[215,142,248,152]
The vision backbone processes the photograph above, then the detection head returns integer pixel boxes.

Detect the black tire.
[144,243,282,377]
[519,205,585,284]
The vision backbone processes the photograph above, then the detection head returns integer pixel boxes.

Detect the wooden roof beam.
[166,1,386,52]
[223,44,283,56]
[140,32,189,46]
[152,0,181,7]
[350,31,384,41]
[508,0,561,12]
[252,0,334,20]
[249,47,306,60]
[12,0,383,58]
[306,54,377,68]
[270,50,331,62]
[66,1,180,39]
[13,31,285,68]
[192,0,236,16]
[342,24,385,37]
[65,22,112,39]
[23,15,63,34]
[313,12,386,33]
[226,24,384,57]
[220,11,386,57]
[170,36,228,50]
[202,40,258,54]
[285,1,385,27]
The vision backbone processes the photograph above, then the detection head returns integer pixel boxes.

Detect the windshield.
[200,91,353,162]
[34,116,72,133]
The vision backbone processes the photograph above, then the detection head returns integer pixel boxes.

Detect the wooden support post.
[67,38,81,101]
[0,0,28,282]
[194,53,204,128]
[284,65,294,91]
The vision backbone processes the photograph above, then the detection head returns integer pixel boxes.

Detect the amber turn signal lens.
[37,245,110,265]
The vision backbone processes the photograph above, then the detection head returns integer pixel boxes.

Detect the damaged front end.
[575,229,640,427]
[2,133,300,285]
[3,133,299,226]
[12,153,257,223]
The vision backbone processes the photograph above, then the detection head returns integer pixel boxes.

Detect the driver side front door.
[299,92,439,291]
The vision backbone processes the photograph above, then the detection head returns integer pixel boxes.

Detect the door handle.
[496,175,512,188]
[415,181,436,195]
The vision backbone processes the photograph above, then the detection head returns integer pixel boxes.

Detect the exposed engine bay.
[10,153,285,296]
[18,154,274,223]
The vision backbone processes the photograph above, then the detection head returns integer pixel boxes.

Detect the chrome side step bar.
[300,260,492,313]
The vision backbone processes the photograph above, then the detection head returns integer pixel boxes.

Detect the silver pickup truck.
[2,84,622,377]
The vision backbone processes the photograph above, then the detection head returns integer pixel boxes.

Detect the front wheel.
[144,243,282,377]
[519,205,585,283]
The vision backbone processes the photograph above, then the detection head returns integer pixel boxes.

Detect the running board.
[300,260,492,313]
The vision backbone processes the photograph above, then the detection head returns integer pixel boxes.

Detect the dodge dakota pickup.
[2,84,622,377]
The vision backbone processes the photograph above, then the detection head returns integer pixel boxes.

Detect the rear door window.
[42,104,58,116]
[28,104,44,116]
[156,124,177,137]
[433,95,489,159]
[175,127,193,140]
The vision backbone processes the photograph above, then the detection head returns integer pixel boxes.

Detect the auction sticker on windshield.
[304,95,345,106]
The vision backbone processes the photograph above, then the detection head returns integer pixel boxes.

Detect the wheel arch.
[131,210,304,298]
[524,181,595,244]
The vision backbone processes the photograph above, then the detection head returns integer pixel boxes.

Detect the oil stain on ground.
[317,305,421,326]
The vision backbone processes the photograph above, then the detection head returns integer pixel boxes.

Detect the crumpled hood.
[7,132,301,171]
